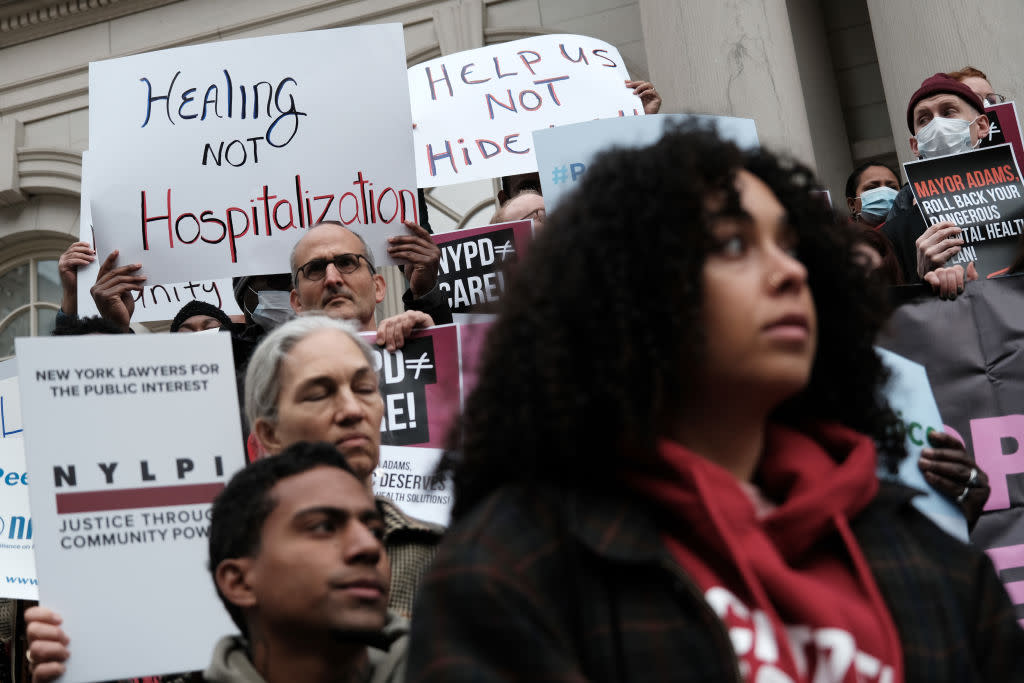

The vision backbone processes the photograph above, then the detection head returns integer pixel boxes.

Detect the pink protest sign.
[432,220,533,313]
[983,101,1024,166]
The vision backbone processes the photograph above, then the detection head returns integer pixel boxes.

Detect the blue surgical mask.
[915,116,980,158]
[251,290,294,330]
[858,186,899,225]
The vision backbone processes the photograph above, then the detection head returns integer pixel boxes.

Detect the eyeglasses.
[984,93,1007,106]
[295,253,375,281]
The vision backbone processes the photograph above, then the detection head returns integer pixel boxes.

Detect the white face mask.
[250,289,294,330]
[915,116,981,158]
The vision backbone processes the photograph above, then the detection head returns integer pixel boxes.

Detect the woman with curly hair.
[407,124,1024,682]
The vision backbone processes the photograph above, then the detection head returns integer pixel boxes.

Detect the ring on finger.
[957,485,970,503]
[966,467,979,487]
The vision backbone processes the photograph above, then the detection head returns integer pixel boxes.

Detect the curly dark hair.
[441,122,905,521]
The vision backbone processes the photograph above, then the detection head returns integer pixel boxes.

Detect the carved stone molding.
[432,0,483,56]
[0,0,181,48]
[17,147,82,196]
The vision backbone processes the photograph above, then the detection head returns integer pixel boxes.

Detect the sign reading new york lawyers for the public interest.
[432,220,533,313]
[15,334,245,683]
[904,143,1024,278]
[87,25,416,285]
[410,34,641,187]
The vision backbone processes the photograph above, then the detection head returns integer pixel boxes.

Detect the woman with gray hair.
[244,313,443,619]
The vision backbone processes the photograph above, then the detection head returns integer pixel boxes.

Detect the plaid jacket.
[407,482,1024,682]
[378,497,444,620]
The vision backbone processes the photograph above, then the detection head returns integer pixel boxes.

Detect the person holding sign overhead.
[289,220,448,352]
[407,124,1024,682]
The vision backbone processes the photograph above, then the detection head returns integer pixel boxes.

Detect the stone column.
[639,0,852,199]
[867,0,1024,168]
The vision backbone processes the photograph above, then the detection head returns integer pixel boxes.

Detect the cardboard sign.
[78,151,245,322]
[904,144,1024,277]
[0,438,38,599]
[363,324,461,449]
[0,376,21,439]
[15,333,246,682]
[87,25,416,285]
[875,347,968,542]
[432,220,532,313]
[374,446,448,527]
[982,101,1024,167]
[535,113,759,211]
[410,34,640,187]
[367,322,501,527]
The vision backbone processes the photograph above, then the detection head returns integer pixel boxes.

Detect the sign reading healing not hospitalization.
[87,25,417,286]
[77,154,242,322]
[15,333,246,683]
[904,143,1024,278]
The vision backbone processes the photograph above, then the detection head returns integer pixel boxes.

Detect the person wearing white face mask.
[881,74,989,296]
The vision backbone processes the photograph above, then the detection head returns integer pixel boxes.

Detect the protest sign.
[903,144,1024,278]
[15,333,245,682]
[87,25,416,285]
[362,324,461,449]
[0,376,21,439]
[878,275,1024,614]
[432,220,532,313]
[982,101,1024,167]
[373,446,448,527]
[78,152,244,322]
[0,438,37,599]
[410,34,641,187]
[875,347,968,541]
[364,324,463,527]
[535,113,759,211]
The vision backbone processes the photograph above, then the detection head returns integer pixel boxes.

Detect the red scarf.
[626,422,903,683]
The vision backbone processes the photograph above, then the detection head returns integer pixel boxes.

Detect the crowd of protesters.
[4,60,1022,683]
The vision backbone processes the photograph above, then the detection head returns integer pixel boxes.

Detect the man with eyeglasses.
[290,220,443,351]
[881,73,991,294]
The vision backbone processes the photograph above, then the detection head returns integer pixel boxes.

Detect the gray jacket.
[203,613,408,683]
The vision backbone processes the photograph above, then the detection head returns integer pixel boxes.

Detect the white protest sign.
[0,439,38,599]
[15,333,246,682]
[876,347,969,542]
[375,446,449,527]
[535,113,760,211]
[410,34,641,187]
[78,162,242,322]
[0,375,22,439]
[87,25,417,285]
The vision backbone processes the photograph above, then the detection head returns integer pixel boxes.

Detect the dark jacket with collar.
[407,481,1024,682]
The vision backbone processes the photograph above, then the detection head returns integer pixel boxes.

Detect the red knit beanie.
[906,73,986,133]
